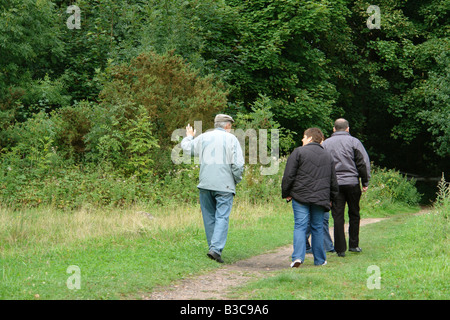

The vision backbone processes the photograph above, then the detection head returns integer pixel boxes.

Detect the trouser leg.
[209,191,234,254]
[292,200,309,262]
[310,205,326,265]
[199,189,216,248]
[323,211,335,251]
[346,184,362,249]
[332,189,347,253]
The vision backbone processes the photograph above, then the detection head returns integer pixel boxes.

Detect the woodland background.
[0,0,448,208]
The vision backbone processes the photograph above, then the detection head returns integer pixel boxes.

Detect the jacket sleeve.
[231,136,245,184]
[281,148,300,198]
[353,139,371,187]
[181,135,202,157]
[330,158,339,202]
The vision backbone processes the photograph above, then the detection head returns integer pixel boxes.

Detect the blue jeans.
[199,189,234,255]
[292,200,327,265]
[305,211,335,252]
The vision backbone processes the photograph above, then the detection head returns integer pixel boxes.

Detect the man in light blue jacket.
[181,114,244,263]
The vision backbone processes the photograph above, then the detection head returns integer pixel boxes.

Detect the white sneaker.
[320,260,327,266]
[290,259,302,268]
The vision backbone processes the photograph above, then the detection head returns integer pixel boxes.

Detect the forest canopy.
[0,0,448,177]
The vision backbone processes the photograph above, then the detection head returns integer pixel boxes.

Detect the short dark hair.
[334,118,349,131]
[304,127,324,143]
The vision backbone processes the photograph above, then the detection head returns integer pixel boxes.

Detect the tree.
[94,50,228,174]
[344,0,449,174]
[223,0,353,136]
[0,0,65,125]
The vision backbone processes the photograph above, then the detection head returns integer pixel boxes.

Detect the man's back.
[322,131,370,187]
[181,128,244,194]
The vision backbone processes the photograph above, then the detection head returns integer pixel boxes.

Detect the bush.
[0,50,232,209]
[51,101,94,162]
[99,50,227,149]
[237,160,285,204]
[361,166,422,211]
[7,111,61,173]
[234,94,296,156]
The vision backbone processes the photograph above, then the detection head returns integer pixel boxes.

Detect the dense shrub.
[1,152,424,211]
[361,166,422,210]
[99,50,227,148]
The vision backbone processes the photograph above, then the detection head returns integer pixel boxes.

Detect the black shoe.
[207,251,224,263]
[349,247,362,253]
[337,252,346,257]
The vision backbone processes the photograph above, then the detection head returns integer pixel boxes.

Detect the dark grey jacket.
[322,131,370,187]
[282,142,339,211]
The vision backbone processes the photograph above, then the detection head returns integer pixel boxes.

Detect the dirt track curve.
[142,217,387,300]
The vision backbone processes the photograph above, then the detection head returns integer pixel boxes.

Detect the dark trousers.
[331,184,362,253]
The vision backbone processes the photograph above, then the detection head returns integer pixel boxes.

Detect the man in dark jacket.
[282,128,339,267]
[322,118,371,257]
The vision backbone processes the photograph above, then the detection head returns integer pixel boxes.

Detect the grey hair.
[214,121,232,129]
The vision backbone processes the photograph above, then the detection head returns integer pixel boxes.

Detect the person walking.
[181,114,244,263]
[322,118,371,257]
[282,128,339,267]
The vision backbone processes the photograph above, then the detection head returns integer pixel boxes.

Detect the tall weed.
[427,174,449,244]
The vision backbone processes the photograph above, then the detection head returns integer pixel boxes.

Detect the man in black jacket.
[322,118,371,257]
[282,128,339,267]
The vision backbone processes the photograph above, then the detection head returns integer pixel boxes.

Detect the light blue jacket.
[181,128,245,194]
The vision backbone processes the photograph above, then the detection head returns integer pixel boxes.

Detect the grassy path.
[143,217,387,300]
[1,205,446,300]
[234,209,448,300]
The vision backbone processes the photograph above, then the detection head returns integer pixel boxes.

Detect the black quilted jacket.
[281,142,339,211]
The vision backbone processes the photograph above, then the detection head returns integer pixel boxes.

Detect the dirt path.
[143,218,386,300]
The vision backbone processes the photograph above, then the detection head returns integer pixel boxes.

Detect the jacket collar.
[304,142,323,149]
[332,131,350,137]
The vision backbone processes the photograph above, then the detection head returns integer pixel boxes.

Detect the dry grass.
[0,205,196,252]
[0,199,288,257]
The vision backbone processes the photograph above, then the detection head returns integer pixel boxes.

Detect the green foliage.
[426,174,449,251]
[56,0,129,101]
[434,174,449,217]
[0,0,64,91]
[362,166,422,211]
[8,111,59,172]
[123,106,160,178]
[51,101,94,162]
[234,94,296,155]
[0,0,448,211]
[224,0,343,132]
[0,0,66,116]
[99,50,227,148]
[347,0,450,172]
[134,0,240,73]
[80,102,160,179]
[236,162,284,204]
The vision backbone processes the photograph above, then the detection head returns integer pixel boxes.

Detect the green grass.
[0,199,294,299]
[232,211,449,300]
[1,195,444,300]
